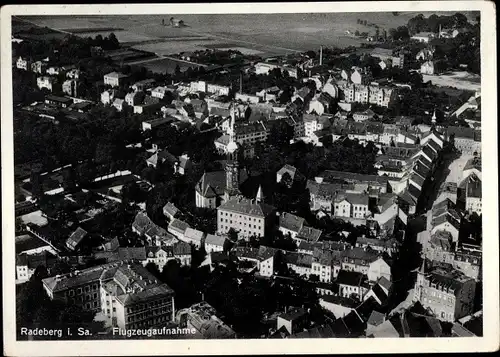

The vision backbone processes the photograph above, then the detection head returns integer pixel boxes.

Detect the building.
[295,226,323,244]
[341,247,382,278]
[104,72,129,87]
[276,164,302,186]
[204,234,226,253]
[411,32,435,43]
[62,79,78,97]
[45,95,73,108]
[144,242,192,270]
[132,79,156,92]
[167,219,191,241]
[445,126,481,155]
[413,263,476,322]
[353,109,376,122]
[176,301,236,339]
[276,308,308,335]
[31,60,47,74]
[421,61,435,75]
[16,56,31,70]
[316,170,390,194]
[319,295,358,318]
[254,62,298,78]
[125,91,145,106]
[286,252,313,278]
[162,202,180,221]
[278,212,306,239]
[339,83,397,108]
[101,89,118,105]
[332,193,370,219]
[217,195,275,239]
[465,179,481,215]
[336,270,370,301]
[97,263,175,329]
[36,76,54,91]
[311,250,342,282]
[16,251,57,284]
[182,228,205,248]
[303,114,332,139]
[66,227,88,251]
[232,246,276,277]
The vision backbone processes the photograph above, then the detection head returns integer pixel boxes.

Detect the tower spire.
[431,108,437,125]
[256,185,264,203]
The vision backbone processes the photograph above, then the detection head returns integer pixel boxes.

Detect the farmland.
[16,12,479,74]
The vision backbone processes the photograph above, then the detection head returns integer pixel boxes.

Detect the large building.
[42,262,175,329]
[413,263,476,322]
[104,72,129,87]
[217,195,275,239]
[340,83,397,108]
[176,301,236,338]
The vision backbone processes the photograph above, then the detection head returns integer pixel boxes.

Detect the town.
[13,12,482,339]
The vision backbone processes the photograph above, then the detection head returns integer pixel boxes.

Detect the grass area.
[59,27,124,33]
[140,57,203,73]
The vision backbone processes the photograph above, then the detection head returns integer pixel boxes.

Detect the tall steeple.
[256,185,264,203]
[224,102,240,202]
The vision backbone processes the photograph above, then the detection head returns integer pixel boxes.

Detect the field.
[422,71,481,91]
[20,12,478,54]
[17,12,479,74]
[137,57,203,74]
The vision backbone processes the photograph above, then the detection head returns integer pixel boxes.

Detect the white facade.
[367,258,392,282]
[36,76,54,91]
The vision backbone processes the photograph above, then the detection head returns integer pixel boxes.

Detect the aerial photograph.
[11,10,482,340]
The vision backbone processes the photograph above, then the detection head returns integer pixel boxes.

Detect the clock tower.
[224,104,241,202]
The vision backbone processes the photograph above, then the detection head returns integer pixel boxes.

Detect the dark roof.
[296,226,322,243]
[321,295,359,308]
[446,126,475,140]
[15,234,50,254]
[66,227,88,250]
[367,310,385,327]
[466,180,481,198]
[336,270,366,287]
[278,307,307,322]
[279,212,305,232]
[218,195,275,218]
[117,247,147,261]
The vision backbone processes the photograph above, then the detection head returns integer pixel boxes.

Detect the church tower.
[255,185,264,204]
[224,104,240,202]
[431,109,437,125]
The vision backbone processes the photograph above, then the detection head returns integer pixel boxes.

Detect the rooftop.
[336,270,366,287]
[218,195,275,218]
[279,212,306,233]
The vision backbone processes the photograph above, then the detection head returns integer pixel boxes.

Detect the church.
[195,108,248,209]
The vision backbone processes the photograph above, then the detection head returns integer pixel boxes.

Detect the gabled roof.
[163,202,179,217]
[336,270,366,287]
[218,195,275,217]
[66,227,88,250]
[205,234,226,247]
[169,218,191,234]
[279,212,306,233]
[296,226,322,243]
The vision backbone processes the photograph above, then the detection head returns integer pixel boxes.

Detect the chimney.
[319,46,323,66]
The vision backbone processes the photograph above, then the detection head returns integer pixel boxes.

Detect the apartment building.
[413,264,476,322]
[104,72,129,87]
[217,196,275,239]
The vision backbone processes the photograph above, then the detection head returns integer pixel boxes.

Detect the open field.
[423,71,481,92]
[137,57,203,73]
[19,12,478,58]
[76,30,158,43]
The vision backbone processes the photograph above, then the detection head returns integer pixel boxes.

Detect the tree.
[145,262,161,278]
[223,238,235,253]
[227,228,239,243]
